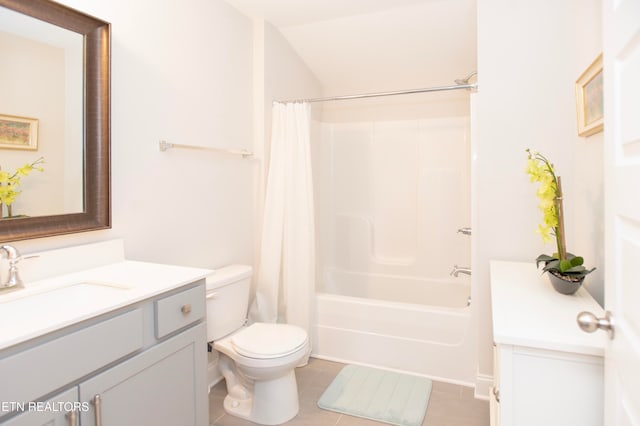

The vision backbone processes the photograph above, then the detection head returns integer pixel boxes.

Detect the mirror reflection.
[0,6,83,219]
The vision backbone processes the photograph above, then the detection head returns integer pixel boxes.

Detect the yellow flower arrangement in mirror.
[0,157,45,218]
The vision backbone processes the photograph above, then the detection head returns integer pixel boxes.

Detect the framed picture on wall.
[0,114,39,150]
[575,54,603,137]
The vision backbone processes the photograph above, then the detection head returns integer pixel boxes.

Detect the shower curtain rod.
[278,82,477,104]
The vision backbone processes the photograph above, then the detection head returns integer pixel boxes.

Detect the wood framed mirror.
[0,0,110,242]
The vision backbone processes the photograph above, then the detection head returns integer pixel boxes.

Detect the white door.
[602,0,640,424]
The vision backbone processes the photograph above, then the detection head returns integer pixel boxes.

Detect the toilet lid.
[231,323,308,359]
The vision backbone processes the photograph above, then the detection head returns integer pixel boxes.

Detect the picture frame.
[0,114,39,150]
[575,53,604,137]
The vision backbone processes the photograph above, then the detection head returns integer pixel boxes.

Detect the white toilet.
[205,265,309,425]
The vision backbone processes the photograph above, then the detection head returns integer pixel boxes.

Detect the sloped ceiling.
[224,0,477,96]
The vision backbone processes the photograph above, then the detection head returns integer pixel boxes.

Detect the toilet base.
[223,370,299,425]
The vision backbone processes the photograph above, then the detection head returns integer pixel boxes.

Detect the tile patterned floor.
[209,358,489,426]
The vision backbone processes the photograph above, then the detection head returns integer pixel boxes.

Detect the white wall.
[475,0,604,382]
[279,0,477,98]
[9,0,256,272]
[571,0,604,304]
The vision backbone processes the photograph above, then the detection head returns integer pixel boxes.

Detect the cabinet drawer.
[155,284,205,339]
[0,309,143,407]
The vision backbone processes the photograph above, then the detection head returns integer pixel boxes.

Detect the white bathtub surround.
[312,116,473,386]
[323,269,470,307]
[250,102,316,349]
[316,117,471,289]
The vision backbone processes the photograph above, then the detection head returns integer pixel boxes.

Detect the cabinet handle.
[492,387,501,403]
[181,304,192,314]
[92,394,103,426]
[66,409,78,426]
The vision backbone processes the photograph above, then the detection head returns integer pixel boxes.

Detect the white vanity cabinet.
[0,278,209,426]
[79,322,206,426]
[489,261,605,426]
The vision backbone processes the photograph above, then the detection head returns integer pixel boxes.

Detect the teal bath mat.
[318,365,432,426]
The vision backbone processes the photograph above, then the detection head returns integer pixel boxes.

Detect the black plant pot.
[547,271,585,295]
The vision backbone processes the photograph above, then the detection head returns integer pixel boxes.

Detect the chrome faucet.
[1,245,24,289]
[450,265,471,277]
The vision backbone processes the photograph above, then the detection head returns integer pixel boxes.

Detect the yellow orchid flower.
[0,157,44,217]
[536,224,553,244]
[526,148,565,258]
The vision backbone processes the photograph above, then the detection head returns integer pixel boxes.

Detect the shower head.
[454,71,477,85]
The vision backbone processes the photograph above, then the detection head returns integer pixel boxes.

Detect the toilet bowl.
[214,323,309,425]
[206,265,309,425]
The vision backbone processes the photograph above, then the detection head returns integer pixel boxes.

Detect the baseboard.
[474,372,493,401]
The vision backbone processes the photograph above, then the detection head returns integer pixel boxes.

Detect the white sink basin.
[0,281,131,316]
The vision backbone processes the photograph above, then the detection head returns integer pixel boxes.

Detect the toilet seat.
[231,323,308,359]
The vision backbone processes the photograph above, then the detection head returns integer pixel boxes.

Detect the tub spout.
[450,265,471,277]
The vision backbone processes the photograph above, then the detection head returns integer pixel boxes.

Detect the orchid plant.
[0,157,45,218]
[525,149,594,281]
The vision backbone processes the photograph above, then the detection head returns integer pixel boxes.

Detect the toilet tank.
[205,264,253,341]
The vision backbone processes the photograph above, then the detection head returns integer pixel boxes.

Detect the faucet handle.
[0,244,24,289]
[457,227,472,236]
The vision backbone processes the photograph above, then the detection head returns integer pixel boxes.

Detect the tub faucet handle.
[457,227,472,236]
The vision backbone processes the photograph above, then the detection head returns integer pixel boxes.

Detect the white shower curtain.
[249,101,315,346]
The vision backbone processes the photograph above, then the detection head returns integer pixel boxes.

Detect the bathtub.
[312,270,475,386]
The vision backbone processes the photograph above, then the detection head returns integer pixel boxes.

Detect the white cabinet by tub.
[489,261,605,426]
[0,275,208,426]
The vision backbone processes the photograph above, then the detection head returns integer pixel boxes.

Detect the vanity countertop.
[0,243,212,351]
[490,260,605,356]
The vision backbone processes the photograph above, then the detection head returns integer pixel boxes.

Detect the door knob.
[576,310,614,339]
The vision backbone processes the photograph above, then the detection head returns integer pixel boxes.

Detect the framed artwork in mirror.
[576,53,603,137]
[0,114,38,150]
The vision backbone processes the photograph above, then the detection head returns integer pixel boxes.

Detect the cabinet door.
[510,347,603,426]
[79,323,207,426]
[1,388,80,426]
